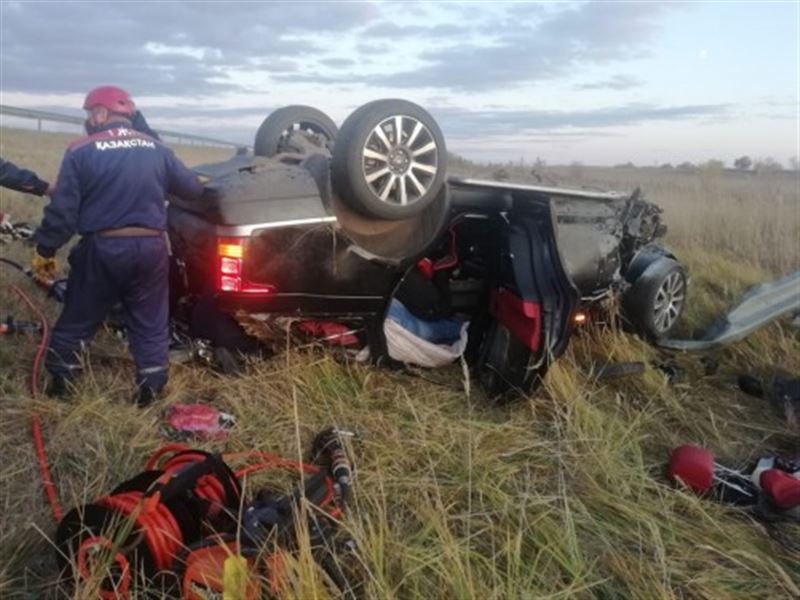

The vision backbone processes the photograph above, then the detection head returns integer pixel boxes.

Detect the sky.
[0,0,797,166]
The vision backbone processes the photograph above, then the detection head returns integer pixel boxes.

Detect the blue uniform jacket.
[35,121,203,255]
[0,157,49,195]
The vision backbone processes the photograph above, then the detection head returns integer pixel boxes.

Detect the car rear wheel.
[624,259,687,339]
[254,105,338,157]
[332,99,446,220]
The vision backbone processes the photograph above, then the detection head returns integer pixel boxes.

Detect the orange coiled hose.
[98,491,184,571]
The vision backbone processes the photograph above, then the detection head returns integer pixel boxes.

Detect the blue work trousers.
[46,235,170,391]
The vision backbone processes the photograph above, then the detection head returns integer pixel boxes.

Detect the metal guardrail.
[0,104,243,149]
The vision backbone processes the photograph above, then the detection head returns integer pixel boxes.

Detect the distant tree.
[753,157,783,173]
[660,163,674,169]
[790,156,799,172]
[614,161,636,169]
[700,159,725,172]
[733,155,752,171]
[534,156,547,169]
[676,161,696,171]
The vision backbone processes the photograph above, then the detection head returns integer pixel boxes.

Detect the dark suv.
[167,100,687,395]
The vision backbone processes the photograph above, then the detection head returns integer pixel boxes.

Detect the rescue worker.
[32,85,204,406]
[0,157,51,196]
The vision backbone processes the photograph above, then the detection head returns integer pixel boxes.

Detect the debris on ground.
[162,403,236,440]
[589,361,646,380]
[653,361,684,383]
[738,373,800,431]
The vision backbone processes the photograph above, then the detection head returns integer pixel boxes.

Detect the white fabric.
[384,318,469,368]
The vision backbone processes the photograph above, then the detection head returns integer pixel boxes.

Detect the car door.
[450,180,580,397]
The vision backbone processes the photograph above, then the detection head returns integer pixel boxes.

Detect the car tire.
[623,258,687,339]
[254,105,338,157]
[331,99,447,220]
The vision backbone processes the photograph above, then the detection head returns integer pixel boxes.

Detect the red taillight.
[220,257,240,275]
[216,238,275,295]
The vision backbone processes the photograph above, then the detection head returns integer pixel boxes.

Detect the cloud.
[318,57,357,69]
[361,22,467,39]
[0,2,682,98]
[0,2,379,96]
[434,103,730,139]
[574,75,644,91]
[286,2,679,91]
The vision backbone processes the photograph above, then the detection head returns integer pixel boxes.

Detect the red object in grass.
[668,445,715,493]
[760,469,800,509]
[163,404,236,441]
[297,320,359,346]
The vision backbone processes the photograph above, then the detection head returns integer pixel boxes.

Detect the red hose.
[143,443,191,470]
[99,491,185,571]
[11,284,49,396]
[31,413,64,522]
[12,284,64,523]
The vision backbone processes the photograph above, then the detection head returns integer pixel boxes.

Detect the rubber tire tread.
[254,105,338,157]
[623,259,687,340]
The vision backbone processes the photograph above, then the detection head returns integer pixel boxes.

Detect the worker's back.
[37,122,201,250]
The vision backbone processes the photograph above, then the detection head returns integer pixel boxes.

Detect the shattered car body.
[167,100,687,396]
[550,187,667,297]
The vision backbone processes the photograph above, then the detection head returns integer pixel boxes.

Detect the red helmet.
[83,86,136,116]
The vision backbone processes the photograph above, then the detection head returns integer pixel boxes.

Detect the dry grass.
[1,128,798,598]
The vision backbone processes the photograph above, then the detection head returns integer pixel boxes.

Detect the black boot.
[134,386,160,408]
[45,375,71,400]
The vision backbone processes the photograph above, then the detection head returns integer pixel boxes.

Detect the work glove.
[31,249,57,281]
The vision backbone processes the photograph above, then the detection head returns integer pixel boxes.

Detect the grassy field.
[1,126,798,598]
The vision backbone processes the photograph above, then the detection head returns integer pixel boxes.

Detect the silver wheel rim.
[361,114,439,207]
[652,271,685,333]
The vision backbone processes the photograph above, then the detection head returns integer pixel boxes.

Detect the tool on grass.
[668,445,800,515]
[0,256,67,302]
[0,213,35,242]
[0,315,43,334]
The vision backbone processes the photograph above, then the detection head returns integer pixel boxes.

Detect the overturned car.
[167,100,687,396]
